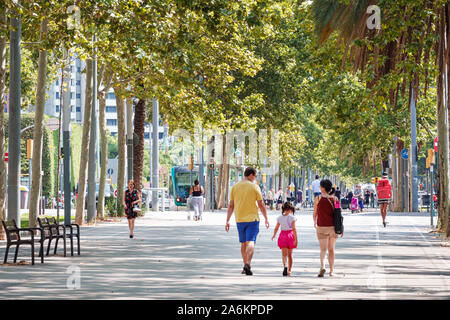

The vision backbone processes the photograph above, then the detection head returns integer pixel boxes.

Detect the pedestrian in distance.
[123,180,142,239]
[364,189,370,207]
[312,175,321,199]
[225,167,270,276]
[190,180,204,221]
[267,189,274,210]
[275,187,283,210]
[346,190,353,204]
[358,196,364,212]
[272,202,298,276]
[377,173,392,227]
[313,179,343,277]
[370,191,375,208]
[335,187,341,201]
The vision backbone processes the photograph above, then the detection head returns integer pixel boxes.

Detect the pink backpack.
[377,178,392,200]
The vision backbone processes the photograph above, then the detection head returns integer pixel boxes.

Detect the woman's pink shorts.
[278,230,297,249]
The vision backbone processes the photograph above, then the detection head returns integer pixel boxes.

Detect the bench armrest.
[70,223,80,234]
[18,228,35,241]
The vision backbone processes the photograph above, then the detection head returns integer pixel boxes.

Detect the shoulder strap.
[325,197,334,210]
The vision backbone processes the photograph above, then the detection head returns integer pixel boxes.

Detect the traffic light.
[208,158,215,170]
[26,139,33,159]
[426,149,435,169]
[428,149,435,165]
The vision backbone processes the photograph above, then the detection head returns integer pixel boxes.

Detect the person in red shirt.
[313,179,342,277]
[377,173,392,227]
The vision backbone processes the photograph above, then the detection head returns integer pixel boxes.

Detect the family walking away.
[225,167,270,276]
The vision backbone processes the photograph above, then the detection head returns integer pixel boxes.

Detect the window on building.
[76,107,81,112]
[106,106,116,113]
[56,105,60,113]
[56,79,59,85]
[111,132,117,137]
[76,93,81,99]
[70,92,73,99]
[77,67,81,72]
[144,133,150,139]
[107,119,117,126]
[71,106,74,112]
[107,92,115,99]
[159,132,163,139]
[56,92,60,99]
[76,80,81,86]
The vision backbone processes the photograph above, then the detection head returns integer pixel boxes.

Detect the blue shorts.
[236,221,260,243]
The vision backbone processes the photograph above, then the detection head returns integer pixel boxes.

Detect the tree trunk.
[205,136,213,210]
[115,86,126,215]
[75,59,93,225]
[215,136,225,209]
[29,19,48,228]
[96,67,113,220]
[438,5,450,234]
[224,164,230,207]
[440,69,450,235]
[133,99,146,194]
[218,134,228,209]
[96,90,107,219]
[395,139,405,212]
[0,7,7,239]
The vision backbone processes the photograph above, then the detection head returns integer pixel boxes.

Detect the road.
[0,208,449,299]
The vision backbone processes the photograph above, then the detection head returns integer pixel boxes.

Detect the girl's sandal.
[318,268,326,277]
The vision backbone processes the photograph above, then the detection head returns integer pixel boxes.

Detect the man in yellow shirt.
[226,167,269,275]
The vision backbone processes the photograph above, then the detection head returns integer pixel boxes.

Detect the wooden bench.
[2,220,44,265]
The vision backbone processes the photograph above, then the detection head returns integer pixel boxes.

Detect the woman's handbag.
[327,197,344,235]
[132,204,141,213]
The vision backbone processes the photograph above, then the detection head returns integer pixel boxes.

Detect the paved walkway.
[0,208,449,299]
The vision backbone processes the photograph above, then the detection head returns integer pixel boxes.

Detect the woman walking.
[123,180,141,238]
[190,180,204,221]
[313,179,342,277]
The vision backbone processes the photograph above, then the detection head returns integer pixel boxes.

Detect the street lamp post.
[62,48,72,225]
[151,98,159,211]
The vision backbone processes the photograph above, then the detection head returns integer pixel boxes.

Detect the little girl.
[272,202,298,276]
